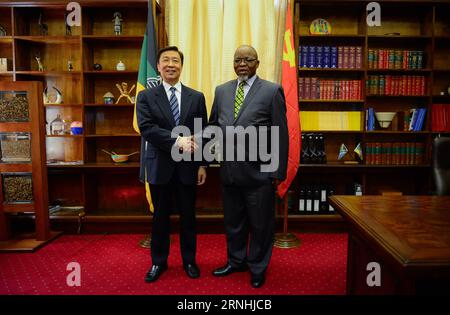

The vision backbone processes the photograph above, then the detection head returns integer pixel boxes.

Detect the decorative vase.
[116,61,126,71]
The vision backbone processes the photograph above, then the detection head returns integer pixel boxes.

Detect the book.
[323,46,331,68]
[308,46,316,68]
[355,46,362,69]
[331,46,338,68]
[338,46,344,68]
[300,46,309,68]
[316,46,323,68]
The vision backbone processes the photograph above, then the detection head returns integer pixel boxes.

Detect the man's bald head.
[234,45,258,60]
[233,45,259,80]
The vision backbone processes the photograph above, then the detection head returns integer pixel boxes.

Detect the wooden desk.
[329,195,450,295]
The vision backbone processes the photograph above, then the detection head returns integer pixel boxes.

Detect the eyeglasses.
[234,57,257,64]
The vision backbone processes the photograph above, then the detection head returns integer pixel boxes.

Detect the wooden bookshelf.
[293,0,450,217]
[0,0,168,233]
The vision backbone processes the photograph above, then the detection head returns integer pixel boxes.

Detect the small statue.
[115,82,135,104]
[68,59,73,71]
[113,12,123,35]
[64,12,72,36]
[0,24,7,36]
[38,12,48,36]
[103,92,115,104]
[35,55,44,71]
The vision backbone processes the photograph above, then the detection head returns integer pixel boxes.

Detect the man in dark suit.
[137,46,208,283]
[208,45,289,288]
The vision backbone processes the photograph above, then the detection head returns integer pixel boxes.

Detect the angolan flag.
[277,1,301,198]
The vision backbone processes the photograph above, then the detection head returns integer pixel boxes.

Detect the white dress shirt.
[162,80,182,113]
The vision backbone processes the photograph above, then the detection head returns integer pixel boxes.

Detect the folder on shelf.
[300,111,362,131]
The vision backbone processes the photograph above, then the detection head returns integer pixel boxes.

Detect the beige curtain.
[166,0,286,115]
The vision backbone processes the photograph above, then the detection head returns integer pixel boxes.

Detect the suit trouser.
[149,172,197,266]
[222,183,275,275]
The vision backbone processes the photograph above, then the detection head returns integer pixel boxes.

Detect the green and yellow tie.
[234,81,245,119]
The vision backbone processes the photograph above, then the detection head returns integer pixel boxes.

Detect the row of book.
[367,49,424,70]
[365,142,425,165]
[300,111,362,131]
[297,186,336,214]
[301,133,327,164]
[366,107,427,131]
[295,183,363,214]
[366,75,426,96]
[299,46,363,69]
[431,104,450,132]
[299,78,362,100]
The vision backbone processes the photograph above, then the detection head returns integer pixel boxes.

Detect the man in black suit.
[137,46,208,282]
[209,45,289,288]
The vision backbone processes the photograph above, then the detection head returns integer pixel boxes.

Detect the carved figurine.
[0,24,7,36]
[112,12,123,35]
[115,82,135,104]
[64,12,72,36]
[35,55,44,71]
[38,12,48,36]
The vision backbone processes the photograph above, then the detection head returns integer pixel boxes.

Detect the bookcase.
[0,1,171,233]
[0,81,60,251]
[292,0,450,218]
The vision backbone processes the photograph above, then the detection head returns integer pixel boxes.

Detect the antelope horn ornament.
[43,87,49,104]
[43,86,63,104]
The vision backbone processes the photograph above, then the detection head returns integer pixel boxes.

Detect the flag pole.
[274,193,300,249]
[135,0,159,248]
[274,0,300,249]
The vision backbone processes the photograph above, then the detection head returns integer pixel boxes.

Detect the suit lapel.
[154,84,175,126]
[179,84,193,125]
[235,76,261,123]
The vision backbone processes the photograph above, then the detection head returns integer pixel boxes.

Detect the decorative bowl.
[102,149,139,163]
[111,154,129,163]
[375,112,396,128]
[70,121,83,135]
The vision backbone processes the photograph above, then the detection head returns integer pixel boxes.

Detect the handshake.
[176,136,199,153]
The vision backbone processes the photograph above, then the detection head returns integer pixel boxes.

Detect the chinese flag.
[277,1,301,198]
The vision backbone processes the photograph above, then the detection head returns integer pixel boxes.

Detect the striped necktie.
[234,81,245,119]
[169,86,180,125]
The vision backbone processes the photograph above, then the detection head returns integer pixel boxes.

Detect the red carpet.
[0,233,347,295]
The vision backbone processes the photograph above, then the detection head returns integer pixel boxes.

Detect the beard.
[237,75,249,81]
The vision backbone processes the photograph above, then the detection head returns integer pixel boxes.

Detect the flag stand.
[274,194,300,249]
[139,234,151,248]
[139,233,173,248]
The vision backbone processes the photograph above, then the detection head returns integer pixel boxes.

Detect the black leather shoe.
[145,264,168,283]
[212,263,248,277]
[184,263,200,279]
[251,273,265,288]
